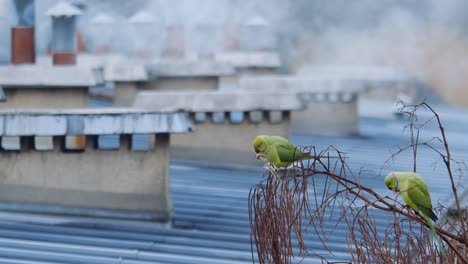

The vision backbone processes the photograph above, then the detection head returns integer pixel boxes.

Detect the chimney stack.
[241,15,275,52]
[221,21,238,51]
[128,11,162,59]
[11,0,35,64]
[46,1,82,65]
[90,13,115,54]
[164,24,185,59]
[189,23,218,60]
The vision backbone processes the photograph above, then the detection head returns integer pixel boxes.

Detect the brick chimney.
[11,0,35,64]
[164,24,185,59]
[46,1,82,65]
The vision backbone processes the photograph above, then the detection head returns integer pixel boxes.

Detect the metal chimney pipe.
[46,1,82,65]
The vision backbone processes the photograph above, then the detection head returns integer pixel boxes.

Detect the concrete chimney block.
[229,111,244,124]
[1,136,20,150]
[65,135,86,150]
[131,134,153,151]
[211,112,225,124]
[341,92,356,103]
[315,93,326,102]
[328,92,339,103]
[268,111,283,124]
[248,111,263,123]
[193,112,207,123]
[34,136,54,151]
[97,135,120,150]
[299,92,315,103]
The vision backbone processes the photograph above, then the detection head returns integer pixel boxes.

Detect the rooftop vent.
[240,15,276,51]
[127,11,163,59]
[46,1,82,65]
[163,24,184,59]
[89,13,115,54]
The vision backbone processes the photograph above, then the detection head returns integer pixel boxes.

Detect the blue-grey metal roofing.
[0,105,465,263]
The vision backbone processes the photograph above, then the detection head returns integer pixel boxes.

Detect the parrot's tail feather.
[424,215,444,255]
[427,208,438,222]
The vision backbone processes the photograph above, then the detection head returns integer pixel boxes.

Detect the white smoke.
[288,0,468,106]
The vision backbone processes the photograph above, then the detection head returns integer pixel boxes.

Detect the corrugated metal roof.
[133,90,304,112]
[0,109,192,136]
[0,105,464,263]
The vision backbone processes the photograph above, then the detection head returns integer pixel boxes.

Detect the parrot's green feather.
[424,214,444,253]
[253,135,312,168]
[276,143,308,163]
[385,172,443,252]
[400,175,438,222]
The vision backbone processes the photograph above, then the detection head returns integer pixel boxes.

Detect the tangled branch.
[249,101,467,263]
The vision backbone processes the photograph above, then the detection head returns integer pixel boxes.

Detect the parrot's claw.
[255,153,265,160]
[268,167,280,180]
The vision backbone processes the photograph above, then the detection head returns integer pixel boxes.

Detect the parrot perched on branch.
[252,135,330,169]
[384,171,443,252]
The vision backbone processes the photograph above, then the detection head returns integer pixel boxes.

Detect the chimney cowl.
[46,1,83,17]
[90,13,115,24]
[128,11,156,24]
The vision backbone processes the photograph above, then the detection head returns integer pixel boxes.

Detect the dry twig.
[249,101,467,263]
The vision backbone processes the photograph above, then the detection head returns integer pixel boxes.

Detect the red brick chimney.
[11,27,35,64]
[11,0,35,64]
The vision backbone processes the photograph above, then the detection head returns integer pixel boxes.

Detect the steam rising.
[289,0,468,106]
[30,0,468,106]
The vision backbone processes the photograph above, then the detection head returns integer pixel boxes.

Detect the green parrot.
[252,135,315,168]
[384,171,443,251]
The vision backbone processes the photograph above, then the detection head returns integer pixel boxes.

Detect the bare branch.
[249,101,467,263]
